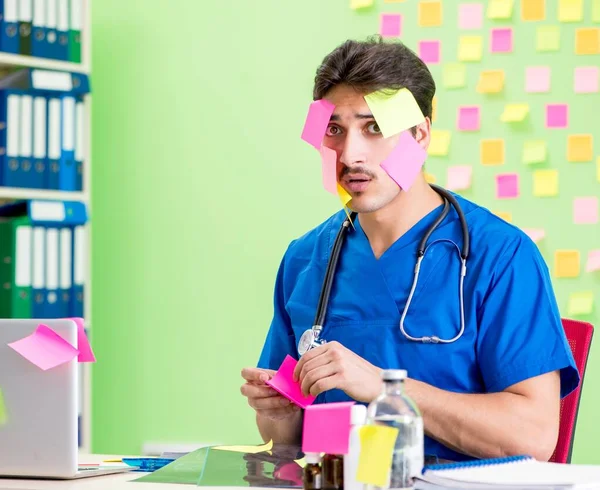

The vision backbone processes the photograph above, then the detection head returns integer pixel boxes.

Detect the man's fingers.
[300,363,338,396]
[240,383,279,399]
[241,367,270,383]
[247,394,292,411]
[294,344,329,381]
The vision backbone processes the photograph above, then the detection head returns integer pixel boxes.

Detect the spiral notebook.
[416,455,600,489]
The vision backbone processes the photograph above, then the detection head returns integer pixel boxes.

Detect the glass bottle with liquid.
[303,453,322,490]
[322,453,344,490]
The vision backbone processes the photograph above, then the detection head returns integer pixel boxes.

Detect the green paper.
[443,63,467,89]
[364,88,425,138]
[197,449,249,486]
[593,0,600,22]
[523,140,547,165]
[536,26,561,52]
[0,387,6,425]
[134,447,209,484]
[568,291,594,316]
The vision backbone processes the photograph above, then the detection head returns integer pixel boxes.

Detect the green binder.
[68,0,82,63]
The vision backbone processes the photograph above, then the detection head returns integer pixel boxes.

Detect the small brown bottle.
[303,453,322,490]
[322,453,344,490]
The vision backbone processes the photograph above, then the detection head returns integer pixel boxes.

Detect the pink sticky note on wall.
[586,250,600,272]
[490,28,513,53]
[574,67,599,93]
[459,3,483,29]
[525,66,551,93]
[301,99,335,150]
[8,324,79,371]
[380,13,402,38]
[546,104,568,128]
[496,173,519,199]
[381,131,427,191]
[302,401,355,455]
[266,355,316,409]
[70,317,96,363]
[419,40,441,64]
[573,197,599,224]
[522,228,546,243]
[446,165,473,191]
[457,106,480,131]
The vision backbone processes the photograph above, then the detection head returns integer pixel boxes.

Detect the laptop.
[0,318,134,479]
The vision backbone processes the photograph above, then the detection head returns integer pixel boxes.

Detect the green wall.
[91,0,600,462]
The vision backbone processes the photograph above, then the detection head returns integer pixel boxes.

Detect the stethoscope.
[297,184,471,356]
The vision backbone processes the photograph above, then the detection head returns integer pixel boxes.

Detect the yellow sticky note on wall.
[350,0,373,9]
[567,134,593,162]
[568,291,594,316]
[364,88,425,139]
[521,0,545,21]
[431,96,438,122]
[477,70,505,93]
[493,211,513,223]
[559,0,583,22]
[429,130,451,156]
[500,104,530,122]
[575,28,600,55]
[458,36,483,62]
[522,140,547,164]
[443,63,467,89]
[554,250,580,278]
[480,139,505,165]
[597,157,600,182]
[487,0,514,19]
[536,26,561,52]
[0,388,6,425]
[593,0,600,22]
[533,169,559,197]
[418,1,443,27]
[356,425,399,487]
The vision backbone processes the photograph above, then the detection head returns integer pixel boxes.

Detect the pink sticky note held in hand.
[320,146,338,195]
[381,131,427,191]
[301,99,335,150]
[266,355,316,409]
[302,401,355,455]
[546,104,568,128]
[8,324,79,371]
[70,317,96,363]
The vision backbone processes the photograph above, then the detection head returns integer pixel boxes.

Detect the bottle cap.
[382,369,407,381]
[351,404,367,425]
[304,453,321,464]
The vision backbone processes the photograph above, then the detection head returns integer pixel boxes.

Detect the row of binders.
[0,199,87,319]
[1,0,84,62]
[0,67,90,190]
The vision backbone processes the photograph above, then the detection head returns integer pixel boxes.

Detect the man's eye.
[326,126,342,136]
[367,122,381,134]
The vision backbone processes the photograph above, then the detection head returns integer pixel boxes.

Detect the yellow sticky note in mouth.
[356,425,399,487]
[213,439,273,454]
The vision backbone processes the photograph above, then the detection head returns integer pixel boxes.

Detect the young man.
[240,37,578,462]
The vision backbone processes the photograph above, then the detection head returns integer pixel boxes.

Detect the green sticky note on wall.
[523,140,547,164]
[536,26,561,52]
[443,63,467,89]
[0,388,6,425]
[568,291,594,316]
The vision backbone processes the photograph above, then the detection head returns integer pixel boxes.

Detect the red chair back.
[549,319,594,463]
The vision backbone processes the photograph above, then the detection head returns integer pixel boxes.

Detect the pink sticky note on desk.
[573,197,599,224]
[490,28,513,53]
[459,3,483,29]
[381,131,427,191]
[320,146,338,195]
[496,173,519,199]
[574,67,599,93]
[302,401,355,455]
[301,99,335,150]
[70,317,96,362]
[419,40,441,64]
[380,13,402,38]
[8,324,79,371]
[266,355,316,409]
[525,66,551,93]
[457,106,480,131]
[586,250,600,272]
[546,104,568,128]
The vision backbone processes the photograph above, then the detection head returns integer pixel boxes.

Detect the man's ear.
[414,117,431,149]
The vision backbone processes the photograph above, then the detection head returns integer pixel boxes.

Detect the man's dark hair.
[312,36,436,121]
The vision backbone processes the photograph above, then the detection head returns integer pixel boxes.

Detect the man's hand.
[241,368,301,420]
[293,341,383,402]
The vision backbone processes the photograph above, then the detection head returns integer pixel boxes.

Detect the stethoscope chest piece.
[298,325,326,356]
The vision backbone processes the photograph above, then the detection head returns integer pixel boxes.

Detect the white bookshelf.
[0,0,93,455]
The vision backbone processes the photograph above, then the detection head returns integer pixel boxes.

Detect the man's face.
[322,84,426,214]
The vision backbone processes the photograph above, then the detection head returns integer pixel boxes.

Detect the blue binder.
[58,226,72,317]
[44,226,61,317]
[31,95,47,189]
[32,0,49,58]
[74,95,84,191]
[18,0,33,56]
[56,0,68,60]
[0,68,91,96]
[31,225,45,318]
[71,224,84,317]
[46,96,61,189]
[0,0,20,54]
[45,0,58,59]
[17,93,34,188]
[59,95,76,191]
[0,90,22,188]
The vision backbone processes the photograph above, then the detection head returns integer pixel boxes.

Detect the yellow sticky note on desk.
[568,291,594,316]
[350,0,373,9]
[567,134,593,162]
[533,169,559,197]
[0,387,6,425]
[480,139,505,165]
[559,0,583,22]
[213,439,273,454]
[554,250,580,278]
[428,130,451,156]
[418,1,443,26]
[356,425,398,487]
[500,104,530,122]
[458,36,483,62]
[477,70,505,93]
[575,28,600,55]
[364,88,425,139]
[522,140,547,165]
[487,0,514,19]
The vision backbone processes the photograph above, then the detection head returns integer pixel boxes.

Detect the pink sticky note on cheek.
[70,317,96,363]
[302,401,355,455]
[381,131,427,191]
[320,146,338,195]
[301,100,335,150]
[266,355,316,409]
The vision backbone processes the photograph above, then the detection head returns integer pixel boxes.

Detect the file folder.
[44,227,60,317]
[18,0,33,56]
[68,0,81,63]
[47,96,61,189]
[72,224,84,317]
[32,95,47,189]
[45,0,58,58]
[32,0,48,58]
[18,93,33,188]
[1,0,20,54]
[0,216,32,318]
[59,226,72,317]
[1,91,22,188]
[31,225,45,318]
[59,95,76,190]
[75,96,83,190]
[0,68,91,95]
[56,0,68,60]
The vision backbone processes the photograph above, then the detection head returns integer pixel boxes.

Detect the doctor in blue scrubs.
[240,37,579,462]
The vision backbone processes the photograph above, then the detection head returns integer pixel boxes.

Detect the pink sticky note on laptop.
[381,131,427,191]
[302,401,355,455]
[70,317,96,363]
[301,99,335,150]
[8,324,79,371]
[266,355,316,409]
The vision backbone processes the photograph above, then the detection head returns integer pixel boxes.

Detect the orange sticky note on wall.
[480,139,505,165]
[554,250,580,278]
[521,0,545,21]
[477,70,505,93]
[567,134,593,162]
[575,28,600,55]
[418,1,443,26]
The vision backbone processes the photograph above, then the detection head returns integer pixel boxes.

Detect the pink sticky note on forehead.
[381,131,427,191]
[496,173,519,199]
[70,317,96,363]
[301,99,335,150]
[459,3,483,29]
[8,324,79,371]
[574,67,599,93]
[491,28,513,53]
[546,104,568,128]
[380,13,402,38]
[419,40,441,64]
[586,250,600,272]
[266,355,316,409]
[320,146,337,195]
[302,401,355,455]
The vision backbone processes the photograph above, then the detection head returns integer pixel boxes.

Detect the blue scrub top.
[257,194,579,462]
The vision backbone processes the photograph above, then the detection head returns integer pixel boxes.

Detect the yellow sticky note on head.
[350,0,374,9]
[554,250,580,278]
[522,140,547,165]
[428,130,451,156]
[567,134,593,162]
[536,26,561,52]
[575,28,600,55]
[559,0,583,22]
[480,139,505,165]
[213,439,273,454]
[0,387,6,426]
[418,0,443,27]
[521,0,545,21]
[458,36,483,62]
[356,425,399,487]
[364,88,425,139]
[477,70,505,93]
[500,104,530,123]
[568,291,594,316]
[487,0,514,19]
[533,169,559,197]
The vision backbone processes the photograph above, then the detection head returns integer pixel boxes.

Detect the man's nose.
[339,131,368,167]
